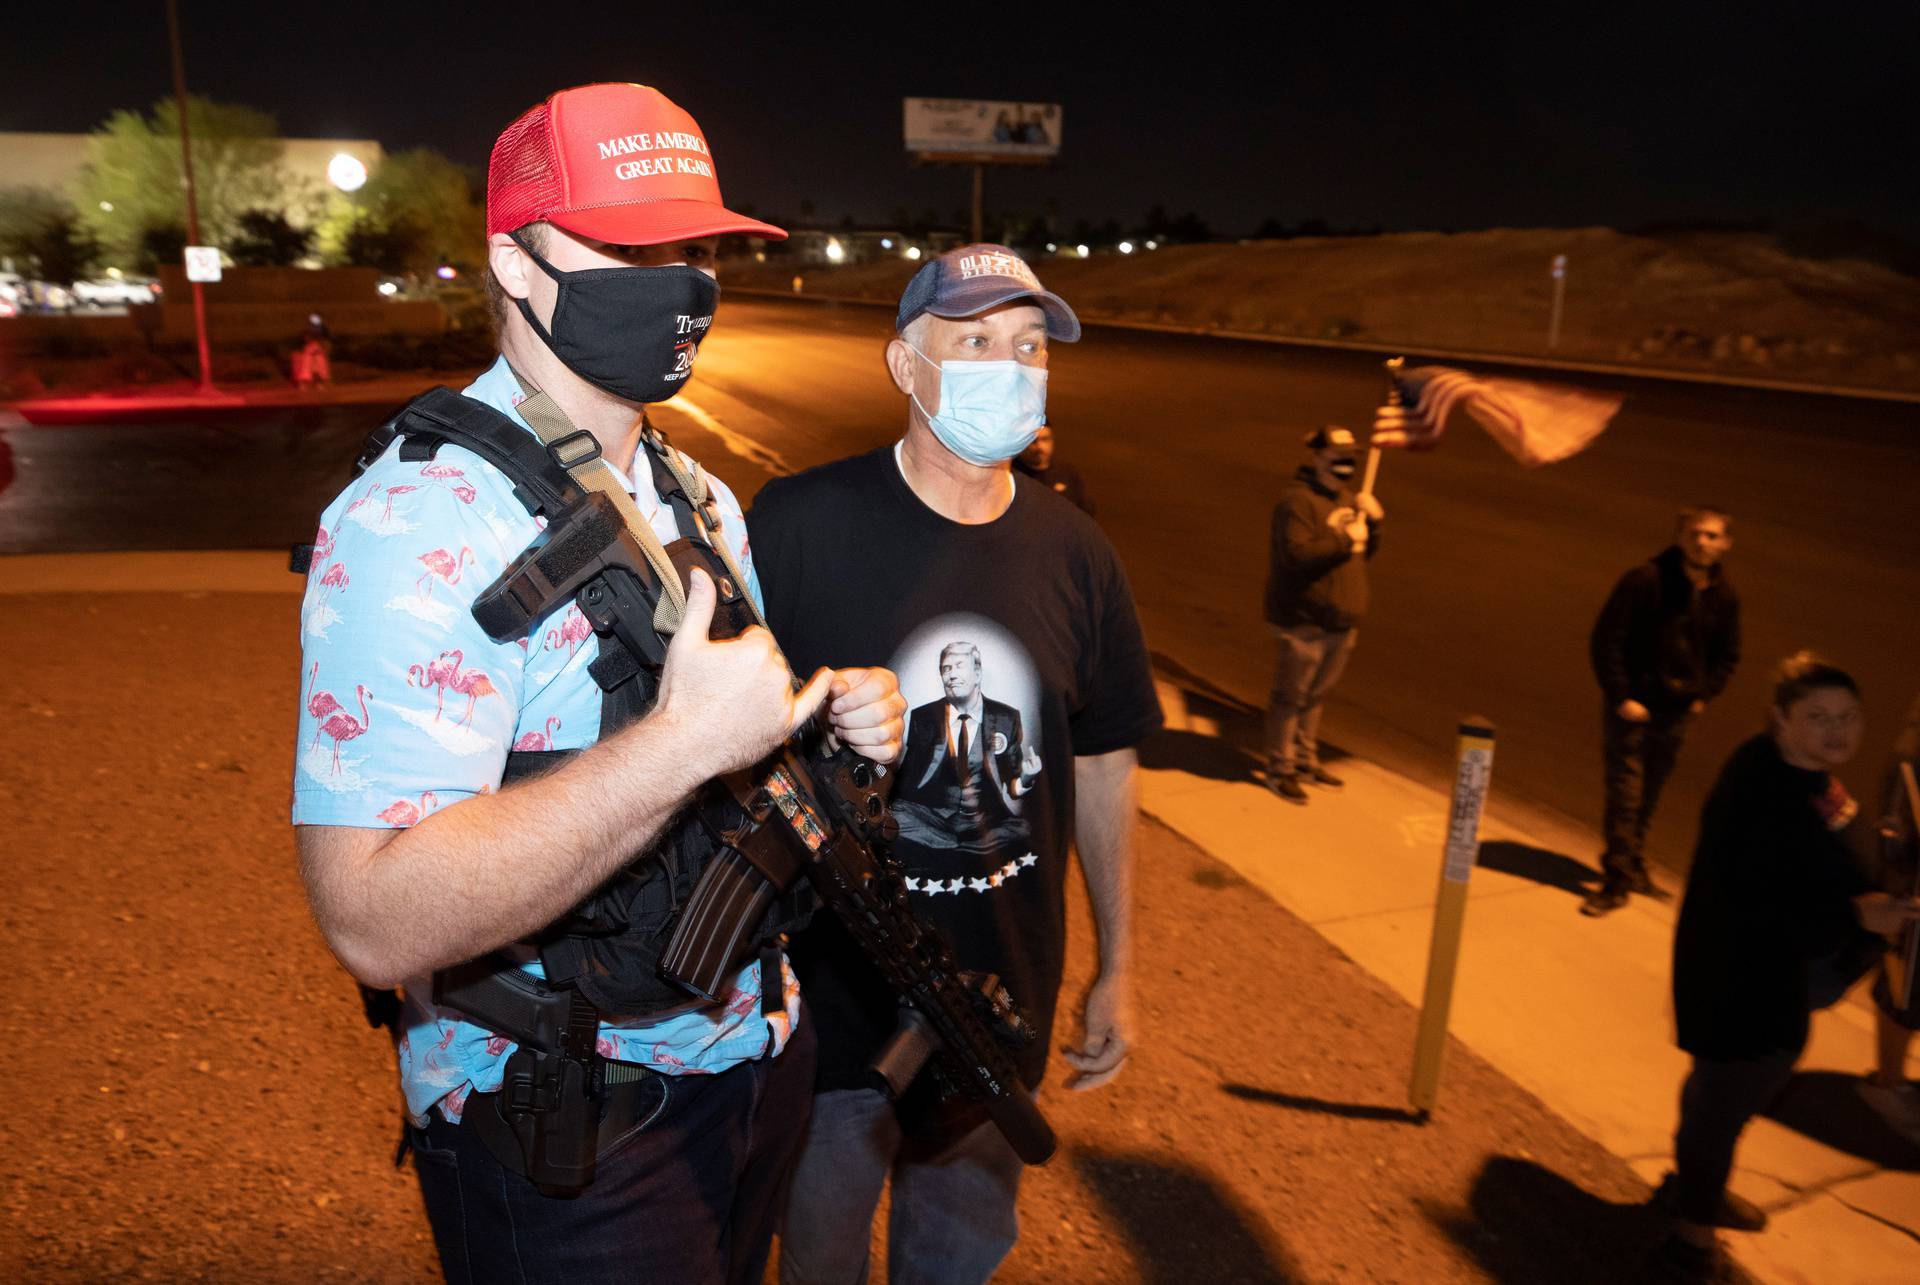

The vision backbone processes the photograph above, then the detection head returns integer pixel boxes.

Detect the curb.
[728,287,1920,405]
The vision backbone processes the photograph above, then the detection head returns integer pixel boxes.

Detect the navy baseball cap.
[895,243,1081,341]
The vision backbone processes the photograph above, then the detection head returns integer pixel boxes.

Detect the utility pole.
[166,0,215,394]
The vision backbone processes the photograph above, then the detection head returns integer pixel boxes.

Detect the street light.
[1076,244,1089,258]
[1118,241,1134,254]
[825,237,846,264]
[327,152,368,193]
[905,246,922,261]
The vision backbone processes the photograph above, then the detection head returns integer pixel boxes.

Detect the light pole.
[1547,253,1567,351]
[166,0,215,394]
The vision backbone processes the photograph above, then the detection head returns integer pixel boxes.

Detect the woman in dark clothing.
[1662,653,1920,1270]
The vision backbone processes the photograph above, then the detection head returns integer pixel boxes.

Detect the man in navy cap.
[748,245,1162,1284]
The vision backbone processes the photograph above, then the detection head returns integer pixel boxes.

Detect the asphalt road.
[3,296,1915,870]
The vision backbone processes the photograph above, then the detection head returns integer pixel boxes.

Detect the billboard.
[904,99,1062,163]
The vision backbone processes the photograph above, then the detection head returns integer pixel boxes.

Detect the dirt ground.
[1,590,1709,1283]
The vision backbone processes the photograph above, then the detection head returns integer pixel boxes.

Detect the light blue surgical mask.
[906,343,1048,466]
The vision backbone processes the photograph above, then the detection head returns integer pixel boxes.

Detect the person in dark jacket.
[1261,425,1383,804]
[1658,654,1919,1274]
[1583,506,1741,916]
[1014,423,1094,515]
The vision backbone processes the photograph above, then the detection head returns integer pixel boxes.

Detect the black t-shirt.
[748,446,1162,1088]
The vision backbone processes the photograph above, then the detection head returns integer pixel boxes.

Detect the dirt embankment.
[1,590,1703,1283]
[728,227,1920,391]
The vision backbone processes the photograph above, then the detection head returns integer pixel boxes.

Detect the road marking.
[669,394,795,477]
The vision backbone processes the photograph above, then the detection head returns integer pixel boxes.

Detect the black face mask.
[511,231,720,403]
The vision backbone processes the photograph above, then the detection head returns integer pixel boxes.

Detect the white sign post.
[183,245,223,283]
[1408,719,1496,1117]
[904,99,1062,243]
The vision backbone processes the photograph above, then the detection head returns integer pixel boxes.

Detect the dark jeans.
[779,1087,1025,1285]
[1672,1043,1800,1224]
[412,1015,817,1285]
[1599,703,1691,887]
[1265,623,1358,776]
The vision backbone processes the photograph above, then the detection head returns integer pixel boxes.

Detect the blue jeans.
[1265,623,1357,775]
[779,1087,1024,1285]
[412,1015,816,1285]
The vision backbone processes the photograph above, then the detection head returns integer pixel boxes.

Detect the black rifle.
[471,489,1058,1166]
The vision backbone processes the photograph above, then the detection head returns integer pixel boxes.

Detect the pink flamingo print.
[379,484,419,521]
[316,685,372,774]
[416,546,474,598]
[407,650,461,720]
[316,560,349,603]
[305,662,342,725]
[343,479,382,516]
[444,658,498,727]
[376,791,439,826]
[420,462,477,505]
[544,611,593,657]
[308,525,335,572]
[511,716,562,751]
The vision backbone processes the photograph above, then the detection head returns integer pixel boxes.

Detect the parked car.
[72,277,157,308]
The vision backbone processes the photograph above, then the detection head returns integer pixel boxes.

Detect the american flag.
[1373,365,1622,467]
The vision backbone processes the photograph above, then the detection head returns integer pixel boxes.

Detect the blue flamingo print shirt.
[292,357,797,1125]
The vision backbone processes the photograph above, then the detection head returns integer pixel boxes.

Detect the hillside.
[725,228,1920,391]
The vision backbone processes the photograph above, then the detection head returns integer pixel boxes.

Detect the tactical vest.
[339,386,803,1017]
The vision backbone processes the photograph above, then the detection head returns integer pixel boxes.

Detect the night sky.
[2,3,1907,239]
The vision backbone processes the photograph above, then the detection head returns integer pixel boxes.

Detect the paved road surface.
[3,296,1915,870]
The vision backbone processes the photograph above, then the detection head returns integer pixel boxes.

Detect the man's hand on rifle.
[656,569,833,778]
[1064,970,1133,1092]
[824,667,907,764]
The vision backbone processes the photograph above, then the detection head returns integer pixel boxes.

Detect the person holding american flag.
[1261,425,1383,803]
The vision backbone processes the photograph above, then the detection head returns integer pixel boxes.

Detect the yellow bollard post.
[1409,718,1496,1118]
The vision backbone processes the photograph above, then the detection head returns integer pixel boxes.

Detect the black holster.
[435,958,632,1197]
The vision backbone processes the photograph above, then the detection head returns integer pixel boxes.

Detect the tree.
[0,186,99,285]
[1252,217,1293,240]
[138,224,188,275]
[1167,211,1213,244]
[73,96,288,265]
[339,214,423,276]
[229,208,313,266]
[337,149,483,274]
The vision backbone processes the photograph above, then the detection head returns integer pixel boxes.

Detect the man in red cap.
[293,83,904,1285]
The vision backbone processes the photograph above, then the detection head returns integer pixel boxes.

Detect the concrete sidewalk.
[1143,676,1920,1284]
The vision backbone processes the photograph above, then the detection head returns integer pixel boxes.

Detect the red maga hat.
[487,82,786,244]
